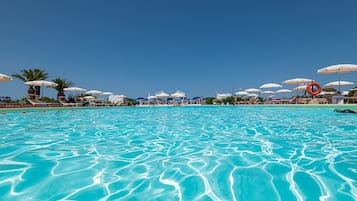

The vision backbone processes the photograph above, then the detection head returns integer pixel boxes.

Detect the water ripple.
[0,106,356,200]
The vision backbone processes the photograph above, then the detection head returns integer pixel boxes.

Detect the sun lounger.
[58,99,82,107]
[26,98,50,106]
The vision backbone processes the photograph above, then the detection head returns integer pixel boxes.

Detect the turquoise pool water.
[0,106,356,201]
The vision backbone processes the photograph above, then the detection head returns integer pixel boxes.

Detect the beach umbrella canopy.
[245,88,262,93]
[261,90,275,94]
[64,87,86,92]
[320,91,336,95]
[294,85,307,91]
[259,83,283,89]
[246,93,258,97]
[322,87,337,92]
[171,91,186,98]
[83,96,95,99]
[102,91,114,95]
[148,95,157,99]
[0,73,12,82]
[282,78,312,85]
[317,64,357,74]
[275,89,292,93]
[155,91,170,98]
[86,90,103,95]
[235,91,249,96]
[324,81,354,87]
[25,80,58,87]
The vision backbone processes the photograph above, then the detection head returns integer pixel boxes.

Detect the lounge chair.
[58,99,82,107]
[26,98,49,106]
[277,96,297,104]
[248,97,259,104]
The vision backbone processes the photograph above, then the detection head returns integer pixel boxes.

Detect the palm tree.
[52,77,74,101]
[12,69,49,97]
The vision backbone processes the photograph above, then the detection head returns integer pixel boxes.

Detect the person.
[334,109,357,113]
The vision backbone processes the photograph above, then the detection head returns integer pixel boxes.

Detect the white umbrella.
[0,73,12,82]
[276,89,292,93]
[261,90,275,94]
[171,91,186,98]
[320,91,336,95]
[317,64,357,92]
[324,81,354,87]
[83,96,95,99]
[155,91,170,98]
[148,95,157,99]
[245,88,262,93]
[294,85,307,91]
[64,87,87,92]
[86,90,103,95]
[25,80,58,87]
[235,91,249,96]
[25,80,58,97]
[282,78,312,85]
[102,92,114,95]
[259,83,283,89]
[317,64,357,74]
[246,93,258,97]
[171,91,186,105]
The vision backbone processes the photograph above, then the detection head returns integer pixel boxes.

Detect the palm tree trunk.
[27,86,35,98]
[35,86,41,96]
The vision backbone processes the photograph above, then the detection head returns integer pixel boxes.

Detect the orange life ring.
[306,81,321,96]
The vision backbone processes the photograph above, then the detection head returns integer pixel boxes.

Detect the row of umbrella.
[2,64,357,98]
[235,63,357,97]
[148,91,186,99]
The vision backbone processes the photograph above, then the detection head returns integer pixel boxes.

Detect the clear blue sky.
[1,0,357,99]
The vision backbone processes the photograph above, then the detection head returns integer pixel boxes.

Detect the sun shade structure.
[83,96,95,99]
[246,93,258,97]
[102,92,114,95]
[155,91,170,98]
[317,64,357,74]
[276,89,292,93]
[282,78,312,85]
[235,91,249,96]
[64,87,87,92]
[294,85,307,91]
[25,80,58,87]
[86,90,103,95]
[259,83,283,89]
[244,88,262,93]
[148,95,157,99]
[0,73,12,82]
[261,90,275,94]
[324,81,354,87]
[171,91,186,98]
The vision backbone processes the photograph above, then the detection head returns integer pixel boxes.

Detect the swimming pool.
[1,106,356,200]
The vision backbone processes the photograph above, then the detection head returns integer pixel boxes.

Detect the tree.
[12,69,49,97]
[52,77,74,101]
